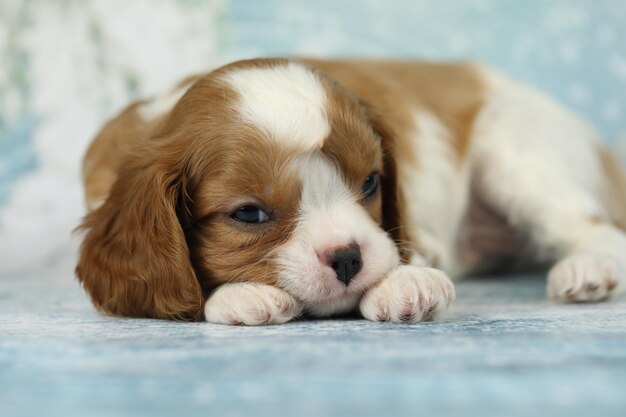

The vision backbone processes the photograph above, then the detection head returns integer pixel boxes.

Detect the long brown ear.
[76,147,204,321]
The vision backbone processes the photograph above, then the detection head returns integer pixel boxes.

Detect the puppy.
[76,58,626,325]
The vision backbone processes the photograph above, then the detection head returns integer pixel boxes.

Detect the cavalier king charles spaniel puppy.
[76,58,626,324]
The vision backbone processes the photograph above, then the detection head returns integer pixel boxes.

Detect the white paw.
[359,265,455,323]
[204,283,301,325]
[547,254,621,303]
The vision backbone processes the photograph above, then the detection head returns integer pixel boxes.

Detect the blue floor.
[1,273,625,417]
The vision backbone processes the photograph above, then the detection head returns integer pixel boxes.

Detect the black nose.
[329,244,362,285]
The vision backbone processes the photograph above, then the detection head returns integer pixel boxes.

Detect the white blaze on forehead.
[298,154,353,212]
[221,62,331,150]
[295,153,381,249]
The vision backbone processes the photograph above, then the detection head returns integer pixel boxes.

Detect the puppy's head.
[77,59,400,320]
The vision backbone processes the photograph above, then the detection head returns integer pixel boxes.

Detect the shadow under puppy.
[76,58,626,324]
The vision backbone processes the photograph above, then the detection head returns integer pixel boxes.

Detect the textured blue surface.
[2,274,625,417]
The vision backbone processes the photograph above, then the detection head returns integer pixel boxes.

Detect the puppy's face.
[182,60,399,316]
[77,59,400,320]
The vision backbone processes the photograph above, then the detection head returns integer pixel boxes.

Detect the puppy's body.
[78,58,626,324]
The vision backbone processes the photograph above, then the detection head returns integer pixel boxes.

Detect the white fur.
[548,251,620,302]
[204,282,301,325]
[466,66,626,300]
[399,111,470,274]
[276,154,400,316]
[472,67,607,255]
[359,265,455,323]
[221,62,331,150]
[137,82,191,122]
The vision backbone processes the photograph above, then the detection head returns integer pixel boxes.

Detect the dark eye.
[230,205,271,224]
[362,172,380,198]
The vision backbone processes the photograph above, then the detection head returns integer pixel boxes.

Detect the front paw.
[547,254,621,303]
[204,283,301,325]
[359,265,455,323]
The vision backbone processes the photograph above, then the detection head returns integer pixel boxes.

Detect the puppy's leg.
[359,259,456,323]
[476,153,626,302]
[471,78,626,302]
[475,149,626,303]
[205,283,301,325]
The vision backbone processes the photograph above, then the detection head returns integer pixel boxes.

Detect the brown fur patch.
[77,135,205,320]
[83,102,156,209]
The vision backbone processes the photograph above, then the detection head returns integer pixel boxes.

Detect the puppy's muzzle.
[323,243,362,285]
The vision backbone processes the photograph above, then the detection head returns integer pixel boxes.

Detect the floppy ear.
[76,148,204,321]
[359,103,403,244]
